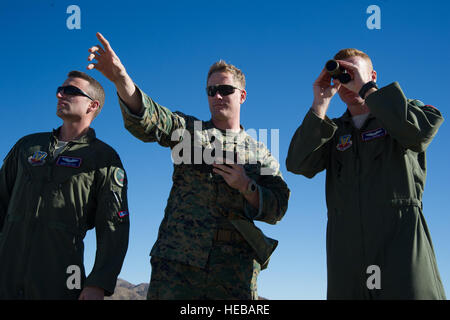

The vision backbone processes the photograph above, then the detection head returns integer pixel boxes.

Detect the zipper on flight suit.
[22,139,75,295]
[351,124,370,298]
[47,141,74,183]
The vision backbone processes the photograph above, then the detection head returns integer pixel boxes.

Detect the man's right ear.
[88,100,100,116]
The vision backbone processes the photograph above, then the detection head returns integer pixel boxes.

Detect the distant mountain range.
[107,279,267,300]
[106,278,148,300]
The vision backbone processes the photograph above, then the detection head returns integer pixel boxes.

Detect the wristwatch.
[241,179,257,196]
[358,81,378,99]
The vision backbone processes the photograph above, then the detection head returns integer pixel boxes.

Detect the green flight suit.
[118,86,290,299]
[0,128,129,299]
[286,82,446,299]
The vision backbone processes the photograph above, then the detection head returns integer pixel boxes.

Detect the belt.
[214,228,245,243]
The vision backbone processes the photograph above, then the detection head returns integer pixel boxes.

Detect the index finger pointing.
[96,32,112,50]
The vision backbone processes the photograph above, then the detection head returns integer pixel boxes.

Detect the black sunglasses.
[206,84,242,97]
[57,85,94,101]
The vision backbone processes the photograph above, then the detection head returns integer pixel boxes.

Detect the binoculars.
[325,60,352,84]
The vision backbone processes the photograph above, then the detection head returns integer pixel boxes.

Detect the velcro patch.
[361,128,387,142]
[28,151,48,166]
[336,134,352,151]
[114,168,125,187]
[56,156,82,168]
[117,211,129,218]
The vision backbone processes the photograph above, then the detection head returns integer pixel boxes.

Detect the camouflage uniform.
[118,86,290,299]
[0,128,129,299]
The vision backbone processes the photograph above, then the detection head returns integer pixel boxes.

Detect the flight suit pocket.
[0,231,4,257]
[46,220,83,236]
[335,159,343,180]
[108,185,129,225]
[389,198,422,224]
[373,148,384,161]
[384,198,422,242]
[390,198,422,208]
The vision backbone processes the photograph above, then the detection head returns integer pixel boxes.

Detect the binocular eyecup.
[325,59,352,84]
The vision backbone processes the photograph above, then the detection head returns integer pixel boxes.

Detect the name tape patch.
[56,156,82,168]
[362,128,387,142]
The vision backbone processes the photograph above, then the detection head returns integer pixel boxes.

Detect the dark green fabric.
[0,128,129,299]
[286,82,446,299]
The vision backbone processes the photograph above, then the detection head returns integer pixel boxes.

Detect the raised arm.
[87,32,143,115]
[286,67,340,176]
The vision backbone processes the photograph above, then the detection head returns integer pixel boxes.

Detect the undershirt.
[352,113,370,129]
[54,141,68,158]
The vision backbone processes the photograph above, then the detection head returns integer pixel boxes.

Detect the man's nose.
[213,91,223,99]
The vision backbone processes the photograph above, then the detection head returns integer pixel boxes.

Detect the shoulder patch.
[410,99,439,111]
[411,99,424,106]
[114,168,125,187]
[424,104,439,110]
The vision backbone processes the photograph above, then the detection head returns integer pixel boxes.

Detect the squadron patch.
[424,104,438,111]
[28,151,48,166]
[362,128,387,142]
[114,168,125,187]
[56,156,82,168]
[336,134,352,151]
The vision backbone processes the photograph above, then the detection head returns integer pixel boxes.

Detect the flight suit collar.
[340,109,376,128]
[51,127,97,144]
[340,109,353,123]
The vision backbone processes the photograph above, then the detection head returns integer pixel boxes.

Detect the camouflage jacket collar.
[205,119,245,136]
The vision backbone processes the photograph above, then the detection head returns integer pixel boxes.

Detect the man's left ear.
[371,70,377,82]
[240,89,247,104]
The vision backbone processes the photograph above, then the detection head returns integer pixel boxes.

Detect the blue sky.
[1,0,449,299]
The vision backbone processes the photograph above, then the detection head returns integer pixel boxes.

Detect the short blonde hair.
[68,70,105,118]
[334,48,373,70]
[207,60,246,89]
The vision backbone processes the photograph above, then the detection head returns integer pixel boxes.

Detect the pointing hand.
[87,32,128,84]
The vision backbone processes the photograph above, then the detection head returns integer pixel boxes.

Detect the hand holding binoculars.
[325,60,352,84]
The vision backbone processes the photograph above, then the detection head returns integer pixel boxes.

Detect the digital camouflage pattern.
[286,82,446,299]
[118,86,290,294]
[0,128,129,299]
[147,242,260,300]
